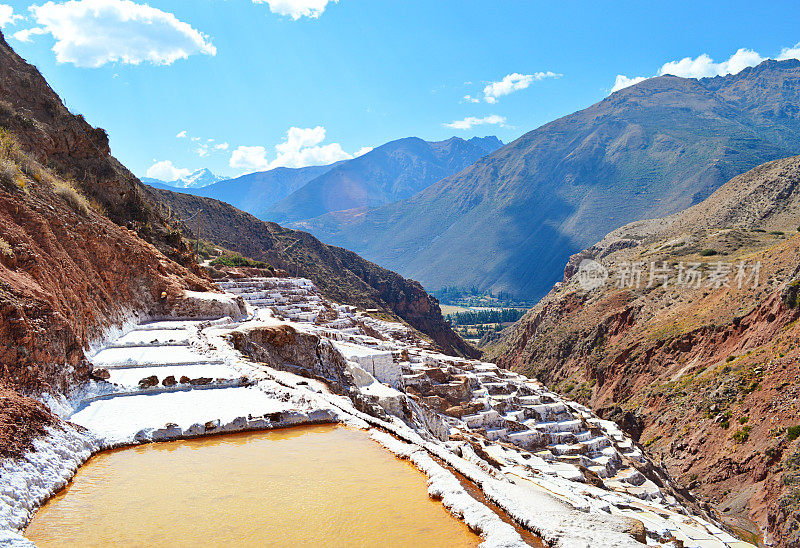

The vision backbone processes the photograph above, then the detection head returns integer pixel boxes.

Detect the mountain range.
[295,59,800,300]
[142,136,502,222]
[265,135,502,224]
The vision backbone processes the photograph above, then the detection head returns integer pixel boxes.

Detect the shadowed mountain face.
[298,59,800,300]
[264,136,502,224]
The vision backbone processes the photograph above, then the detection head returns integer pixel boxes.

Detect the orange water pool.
[25,425,480,547]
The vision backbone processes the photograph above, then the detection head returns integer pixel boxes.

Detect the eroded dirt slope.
[0,32,195,264]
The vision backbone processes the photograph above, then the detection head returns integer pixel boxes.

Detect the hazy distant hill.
[169,164,339,218]
[264,135,503,224]
[299,59,800,300]
[144,136,501,223]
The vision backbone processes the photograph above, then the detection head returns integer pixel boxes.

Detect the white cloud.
[778,42,800,61]
[443,114,506,130]
[146,160,191,181]
[214,142,229,150]
[482,71,561,103]
[607,44,800,95]
[353,146,372,157]
[230,126,354,173]
[17,0,216,68]
[196,144,209,157]
[176,130,187,138]
[190,136,201,141]
[252,0,337,20]
[0,4,22,27]
[13,27,47,42]
[230,146,270,172]
[658,48,765,79]
[463,94,480,103]
[609,74,648,93]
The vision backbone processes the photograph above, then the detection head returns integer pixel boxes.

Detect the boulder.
[189,377,213,385]
[162,375,177,387]
[91,368,110,380]
[138,375,159,388]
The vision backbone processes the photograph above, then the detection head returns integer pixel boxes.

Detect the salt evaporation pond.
[25,425,480,547]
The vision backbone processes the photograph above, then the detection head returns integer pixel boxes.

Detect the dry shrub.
[88,197,106,216]
[0,157,25,191]
[0,129,28,191]
[52,179,90,216]
[0,237,12,257]
[0,128,23,160]
[0,128,92,214]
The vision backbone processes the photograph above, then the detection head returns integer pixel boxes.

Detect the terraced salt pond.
[25,425,480,547]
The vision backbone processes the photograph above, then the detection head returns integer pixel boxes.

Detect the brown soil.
[0,388,57,459]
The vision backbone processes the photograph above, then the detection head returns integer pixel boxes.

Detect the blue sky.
[1,0,799,181]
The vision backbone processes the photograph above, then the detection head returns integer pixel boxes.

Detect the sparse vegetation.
[210,254,272,269]
[732,425,752,443]
[644,435,662,447]
[0,129,26,191]
[52,179,90,216]
[446,308,526,326]
[88,197,106,216]
[788,426,800,442]
[0,237,12,256]
[0,127,93,216]
[700,248,718,256]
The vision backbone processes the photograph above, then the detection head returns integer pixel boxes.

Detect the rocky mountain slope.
[0,32,224,458]
[484,155,800,546]
[0,35,195,264]
[145,185,478,359]
[301,59,800,300]
[266,135,502,224]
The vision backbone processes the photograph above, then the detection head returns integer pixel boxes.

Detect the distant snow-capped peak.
[170,168,226,188]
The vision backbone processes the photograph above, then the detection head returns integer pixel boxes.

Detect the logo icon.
[577,259,608,291]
